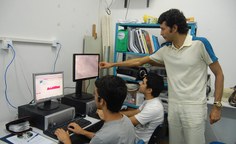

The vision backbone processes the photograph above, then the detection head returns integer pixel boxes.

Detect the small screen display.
[33,72,63,102]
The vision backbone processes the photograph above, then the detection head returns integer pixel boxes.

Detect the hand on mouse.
[67,122,84,135]
[54,128,71,144]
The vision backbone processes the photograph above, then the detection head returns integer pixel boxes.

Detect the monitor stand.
[61,93,97,116]
[71,92,94,100]
[73,80,94,100]
[37,100,59,111]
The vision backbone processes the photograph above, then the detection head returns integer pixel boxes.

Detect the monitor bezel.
[72,53,100,82]
[33,71,64,104]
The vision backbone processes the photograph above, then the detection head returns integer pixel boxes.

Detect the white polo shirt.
[150,34,218,104]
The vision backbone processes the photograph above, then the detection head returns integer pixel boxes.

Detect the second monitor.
[62,54,99,116]
[72,53,100,100]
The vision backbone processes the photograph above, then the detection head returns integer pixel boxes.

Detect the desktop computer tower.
[18,102,75,131]
[61,93,97,116]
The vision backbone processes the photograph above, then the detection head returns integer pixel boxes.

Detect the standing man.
[55,75,136,144]
[100,9,224,144]
[121,73,165,143]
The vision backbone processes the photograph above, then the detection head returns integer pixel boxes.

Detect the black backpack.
[228,85,236,107]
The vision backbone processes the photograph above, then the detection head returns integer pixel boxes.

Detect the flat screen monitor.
[73,54,100,100]
[33,71,64,110]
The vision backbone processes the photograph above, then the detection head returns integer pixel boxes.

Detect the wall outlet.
[1,39,13,49]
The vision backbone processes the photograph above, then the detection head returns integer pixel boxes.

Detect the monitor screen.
[73,54,100,100]
[33,71,64,110]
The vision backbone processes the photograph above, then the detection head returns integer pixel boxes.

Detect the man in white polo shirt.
[99,9,224,144]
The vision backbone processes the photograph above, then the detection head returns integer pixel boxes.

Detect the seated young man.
[54,75,136,144]
[121,73,165,143]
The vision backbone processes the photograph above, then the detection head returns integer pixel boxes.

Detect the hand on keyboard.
[54,122,85,143]
[44,118,92,140]
[54,128,71,144]
[67,122,84,135]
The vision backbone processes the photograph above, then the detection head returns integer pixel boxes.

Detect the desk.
[0,116,102,144]
[207,96,236,109]
[206,96,236,144]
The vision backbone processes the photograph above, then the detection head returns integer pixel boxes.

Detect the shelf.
[117,23,161,28]
[116,51,150,56]
[113,22,197,82]
[123,102,139,109]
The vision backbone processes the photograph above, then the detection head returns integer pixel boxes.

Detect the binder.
[116,29,128,52]
[142,30,153,54]
[152,35,161,52]
[128,28,142,53]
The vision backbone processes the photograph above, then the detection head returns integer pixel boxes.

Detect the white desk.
[0,116,100,144]
[206,96,236,144]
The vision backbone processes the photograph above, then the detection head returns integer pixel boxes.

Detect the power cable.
[53,43,62,72]
[4,44,17,109]
[125,0,131,20]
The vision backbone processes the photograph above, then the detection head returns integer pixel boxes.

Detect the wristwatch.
[213,101,222,108]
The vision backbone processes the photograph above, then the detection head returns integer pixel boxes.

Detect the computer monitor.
[33,71,64,110]
[73,54,100,100]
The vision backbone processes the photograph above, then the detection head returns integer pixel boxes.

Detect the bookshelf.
[113,22,197,76]
[113,22,197,108]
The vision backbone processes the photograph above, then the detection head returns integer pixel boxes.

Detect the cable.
[125,0,131,20]
[4,44,17,109]
[85,80,91,93]
[53,43,62,72]
[15,53,33,98]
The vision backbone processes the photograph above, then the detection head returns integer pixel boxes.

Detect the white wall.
[0,0,102,121]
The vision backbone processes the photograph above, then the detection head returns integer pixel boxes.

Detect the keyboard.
[43,117,92,139]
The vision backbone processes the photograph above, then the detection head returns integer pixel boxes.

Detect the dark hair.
[158,9,188,34]
[95,75,127,112]
[145,73,164,97]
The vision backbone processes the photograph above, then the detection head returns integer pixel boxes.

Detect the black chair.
[148,113,168,144]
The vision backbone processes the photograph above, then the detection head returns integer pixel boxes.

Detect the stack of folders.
[127,28,161,54]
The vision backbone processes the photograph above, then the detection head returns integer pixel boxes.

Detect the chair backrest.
[148,124,163,144]
[148,113,168,144]
[136,139,145,144]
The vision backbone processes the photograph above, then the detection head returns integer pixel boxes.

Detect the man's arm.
[78,129,95,139]
[67,122,95,139]
[129,116,140,126]
[121,108,141,126]
[121,108,140,117]
[209,61,224,124]
[99,56,152,68]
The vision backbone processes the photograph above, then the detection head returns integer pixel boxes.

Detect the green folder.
[116,29,128,52]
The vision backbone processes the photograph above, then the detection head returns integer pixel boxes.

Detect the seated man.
[121,73,165,143]
[54,75,136,144]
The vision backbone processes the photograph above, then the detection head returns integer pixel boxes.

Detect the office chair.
[148,113,168,144]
